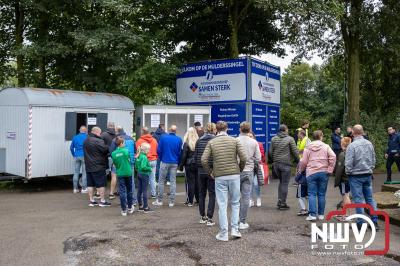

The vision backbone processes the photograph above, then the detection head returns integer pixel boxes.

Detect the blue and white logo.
[265,72,269,81]
[205,71,213,81]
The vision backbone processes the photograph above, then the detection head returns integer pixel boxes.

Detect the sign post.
[176,56,281,150]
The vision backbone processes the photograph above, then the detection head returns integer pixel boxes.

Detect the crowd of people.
[69,118,400,241]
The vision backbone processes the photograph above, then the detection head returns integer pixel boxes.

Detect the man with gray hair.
[83,127,111,207]
[345,124,379,230]
[269,124,299,210]
[70,126,88,193]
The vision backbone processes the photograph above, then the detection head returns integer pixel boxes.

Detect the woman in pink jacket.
[299,130,336,221]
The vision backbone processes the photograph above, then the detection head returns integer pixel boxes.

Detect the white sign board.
[176,59,247,104]
[150,114,160,128]
[87,117,97,125]
[251,59,281,104]
[194,114,203,125]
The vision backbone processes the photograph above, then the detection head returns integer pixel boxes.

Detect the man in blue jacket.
[153,125,182,208]
[70,126,88,193]
[331,126,342,157]
[385,126,400,182]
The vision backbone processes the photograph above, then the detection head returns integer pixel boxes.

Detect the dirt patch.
[161,241,203,265]
[63,234,112,253]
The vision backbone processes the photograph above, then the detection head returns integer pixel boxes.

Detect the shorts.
[339,181,350,195]
[108,157,116,174]
[87,170,107,188]
[296,184,308,198]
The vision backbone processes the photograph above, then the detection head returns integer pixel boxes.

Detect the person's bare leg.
[110,173,117,195]
[88,187,94,202]
[99,187,106,202]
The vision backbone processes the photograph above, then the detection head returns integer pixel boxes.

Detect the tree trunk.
[347,44,360,123]
[15,1,24,87]
[226,0,239,58]
[229,23,239,58]
[37,9,49,87]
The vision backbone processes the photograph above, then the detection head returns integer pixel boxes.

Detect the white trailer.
[134,105,211,138]
[0,88,134,179]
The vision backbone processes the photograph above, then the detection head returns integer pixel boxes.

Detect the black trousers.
[185,166,199,204]
[198,170,215,219]
[386,154,400,181]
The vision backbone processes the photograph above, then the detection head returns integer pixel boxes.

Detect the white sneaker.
[231,229,242,239]
[128,207,135,214]
[216,233,228,242]
[168,202,174,208]
[318,215,325,220]
[249,200,254,207]
[239,222,249,230]
[152,200,163,206]
[306,215,317,221]
[166,181,171,186]
[73,189,79,193]
[81,188,88,194]
[121,211,127,217]
[256,198,262,207]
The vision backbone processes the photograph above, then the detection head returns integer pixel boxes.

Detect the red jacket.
[136,134,158,161]
[258,142,266,163]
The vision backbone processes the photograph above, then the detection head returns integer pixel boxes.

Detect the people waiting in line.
[83,127,111,207]
[194,121,204,138]
[153,125,182,207]
[111,137,134,216]
[299,130,336,221]
[136,127,158,199]
[70,126,88,193]
[248,131,265,208]
[179,127,200,206]
[269,124,299,210]
[385,126,400,182]
[135,142,154,213]
[101,122,117,198]
[331,126,342,157]
[334,137,352,217]
[236,122,261,230]
[194,122,217,226]
[110,126,137,203]
[201,121,247,241]
[345,124,379,230]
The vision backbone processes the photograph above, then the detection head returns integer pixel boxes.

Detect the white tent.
[0,88,134,179]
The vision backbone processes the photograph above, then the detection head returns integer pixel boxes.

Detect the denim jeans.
[149,160,157,197]
[215,177,240,236]
[156,159,170,182]
[252,174,261,200]
[348,175,378,224]
[157,162,177,203]
[239,171,253,223]
[273,163,292,204]
[307,172,329,217]
[73,157,87,190]
[118,176,133,211]
[137,173,150,208]
[130,165,137,204]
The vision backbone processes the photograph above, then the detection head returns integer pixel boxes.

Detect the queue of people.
[69,119,383,241]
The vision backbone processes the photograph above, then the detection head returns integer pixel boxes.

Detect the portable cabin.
[0,88,134,179]
[134,105,211,138]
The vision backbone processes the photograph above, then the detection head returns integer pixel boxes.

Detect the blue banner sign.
[211,104,246,137]
[251,104,267,151]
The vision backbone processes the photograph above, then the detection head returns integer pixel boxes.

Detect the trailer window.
[76,113,87,133]
[65,112,108,141]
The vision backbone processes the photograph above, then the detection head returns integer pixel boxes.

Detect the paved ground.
[0,174,400,266]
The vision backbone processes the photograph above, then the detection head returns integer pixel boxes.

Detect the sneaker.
[89,201,98,207]
[276,199,282,207]
[216,233,228,242]
[239,222,249,230]
[152,200,163,206]
[231,229,242,239]
[99,201,111,207]
[256,198,262,207]
[138,206,144,212]
[143,208,154,213]
[166,181,171,186]
[306,215,317,221]
[81,188,88,194]
[199,216,208,224]
[168,202,174,208]
[127,207,135,214]
[318,215,325,220]
[94,193,101,200]
[297,209,308,216]
[109,194,116,200]
[249,199,254,207]
[121,211,127,216]
[73,189,80,194]
[278,203,290,210]
[207,219,215,226]
[187,203,193,207]
[150,195,157,199]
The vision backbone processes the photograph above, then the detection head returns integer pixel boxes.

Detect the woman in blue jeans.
[299,130,337,221]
